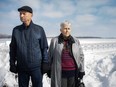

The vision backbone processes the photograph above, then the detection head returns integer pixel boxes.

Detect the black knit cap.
[18,6,33,13]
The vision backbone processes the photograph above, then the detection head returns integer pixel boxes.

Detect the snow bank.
[0,38,116,87]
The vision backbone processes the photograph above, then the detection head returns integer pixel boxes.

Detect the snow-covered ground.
[0,38,116,87]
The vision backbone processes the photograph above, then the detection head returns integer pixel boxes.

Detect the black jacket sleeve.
[9,29,17,67]
[40,27,50,74]
[40,28,48,63]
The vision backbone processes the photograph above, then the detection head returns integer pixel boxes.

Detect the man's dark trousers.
[18,68,42,87]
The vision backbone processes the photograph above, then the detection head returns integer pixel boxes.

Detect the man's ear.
[31,13,33,17]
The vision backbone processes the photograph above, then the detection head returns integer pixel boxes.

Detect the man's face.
[60,24,71,37]
[19,11,32,23]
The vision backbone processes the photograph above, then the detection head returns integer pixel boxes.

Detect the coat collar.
[58,33,75,44]
[22,21,33,29]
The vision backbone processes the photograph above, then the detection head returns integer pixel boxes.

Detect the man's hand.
[47,70,51,78]
[41,63,50,74]
[10,65,17,74]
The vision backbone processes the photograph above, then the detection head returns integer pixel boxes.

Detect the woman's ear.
[60,28,62,32]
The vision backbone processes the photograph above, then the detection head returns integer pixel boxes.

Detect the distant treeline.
[47,36,102,39]
[76,36,102,38]
[0,34,11,39]
[0,34,115,39]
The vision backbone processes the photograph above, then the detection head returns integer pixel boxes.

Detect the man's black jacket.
[9,21,48,71]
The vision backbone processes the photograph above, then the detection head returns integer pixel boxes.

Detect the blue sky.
[0,0,116,37]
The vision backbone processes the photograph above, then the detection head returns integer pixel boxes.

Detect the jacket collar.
[22,21,33,29]
[58,33,75,44]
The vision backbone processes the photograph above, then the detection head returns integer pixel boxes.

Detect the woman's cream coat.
[48,37,84,87]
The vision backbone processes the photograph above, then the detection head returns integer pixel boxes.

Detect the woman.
[48,21,85,87]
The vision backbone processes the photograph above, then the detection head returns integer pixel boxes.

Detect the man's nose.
[20,14,24,17]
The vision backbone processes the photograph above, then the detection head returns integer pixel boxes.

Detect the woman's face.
[60,24,71,37]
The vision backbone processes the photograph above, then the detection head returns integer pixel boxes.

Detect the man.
[48,21,85,87]
[9,6,49,87]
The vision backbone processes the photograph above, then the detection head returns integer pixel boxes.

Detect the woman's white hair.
[60,20,71,28]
